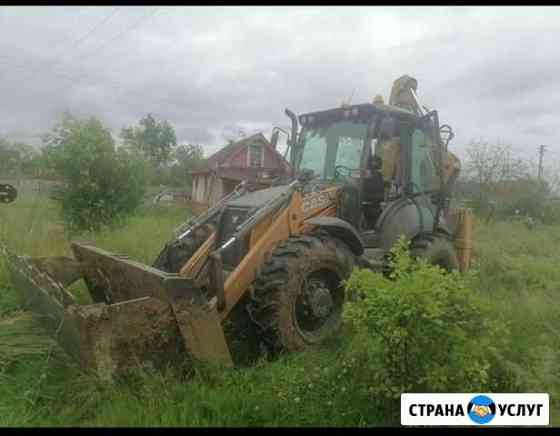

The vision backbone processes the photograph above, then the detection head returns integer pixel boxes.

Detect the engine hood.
[226,184,293,209]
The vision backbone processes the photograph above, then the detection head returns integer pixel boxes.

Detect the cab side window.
[410,128,438,192]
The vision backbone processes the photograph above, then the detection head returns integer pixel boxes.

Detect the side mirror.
[270,127,291,157]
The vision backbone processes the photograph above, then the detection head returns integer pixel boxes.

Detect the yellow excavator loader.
[5,75,472,380]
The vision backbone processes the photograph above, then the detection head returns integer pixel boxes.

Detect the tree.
[121,114,177,167]
[462,139,549,217]
[173,144,204,174]
[464,139,530,188]
[540,159,560,196]
[44,112,148,231]
[169,143,204,188]
[0,137,40,177]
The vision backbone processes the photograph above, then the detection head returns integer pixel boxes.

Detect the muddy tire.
[247,233,355,355]
[153,224,214,273]
[410,234,459,272]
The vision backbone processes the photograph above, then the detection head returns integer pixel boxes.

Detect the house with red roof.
[190,133,291,212]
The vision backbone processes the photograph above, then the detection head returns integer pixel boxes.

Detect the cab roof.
[298,102,419,127]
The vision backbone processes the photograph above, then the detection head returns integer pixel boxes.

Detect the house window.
[248,143,263,168]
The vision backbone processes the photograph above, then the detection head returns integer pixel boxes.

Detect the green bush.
[43,113,149,232]
[497,180,548,220]
[344,237,510,404]
[541,202,560,225]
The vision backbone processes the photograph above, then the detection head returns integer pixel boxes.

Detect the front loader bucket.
[6,242,232,380]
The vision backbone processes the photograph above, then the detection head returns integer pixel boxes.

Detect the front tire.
[247,233,355,355]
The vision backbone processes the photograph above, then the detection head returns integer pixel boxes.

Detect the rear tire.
[247,233,355,355]
[410,234,459,272]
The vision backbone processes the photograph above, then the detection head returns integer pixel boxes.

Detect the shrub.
[344,237,510,405]
[43,113,149,232]
[541,202,560,225]
[497,180,548,220]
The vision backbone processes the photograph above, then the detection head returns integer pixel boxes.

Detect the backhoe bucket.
[6,242,232,380]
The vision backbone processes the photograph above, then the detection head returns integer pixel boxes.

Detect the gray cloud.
[0,6,559,165]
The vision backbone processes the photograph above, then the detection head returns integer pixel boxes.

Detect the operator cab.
[290,102,445,233]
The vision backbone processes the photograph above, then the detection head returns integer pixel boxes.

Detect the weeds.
[0,198,559,425]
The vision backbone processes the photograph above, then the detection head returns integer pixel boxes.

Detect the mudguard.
[305,216,364,256]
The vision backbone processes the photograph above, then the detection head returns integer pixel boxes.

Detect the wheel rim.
[293,268,344,342]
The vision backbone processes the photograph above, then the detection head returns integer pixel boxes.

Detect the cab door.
[410,127,439,194]
[404,115,443,230]
[407,109,444,192]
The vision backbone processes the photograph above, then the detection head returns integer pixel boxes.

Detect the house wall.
[192,173,229,207]
[209,178,225,207]
[229,148,248,167]
[190,136,291,211]
[192,174,209,202]
[228,141,286,170]
[263,145,286,168]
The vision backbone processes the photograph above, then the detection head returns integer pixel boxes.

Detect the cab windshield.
[297,120,368,180]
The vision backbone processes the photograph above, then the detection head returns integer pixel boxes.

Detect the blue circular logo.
[467,395,496,424]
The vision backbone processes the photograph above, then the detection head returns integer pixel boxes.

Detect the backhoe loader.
[5,75,472,380]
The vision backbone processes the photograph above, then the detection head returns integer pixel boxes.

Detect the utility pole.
[538,144,547,181]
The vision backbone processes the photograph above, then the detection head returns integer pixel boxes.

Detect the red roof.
[191,132,290,176]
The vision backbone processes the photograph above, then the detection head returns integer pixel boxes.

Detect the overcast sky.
[0,6,558,168]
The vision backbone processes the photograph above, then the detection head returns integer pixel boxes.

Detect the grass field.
[0,192,559,426]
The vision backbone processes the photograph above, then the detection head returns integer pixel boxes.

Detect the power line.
[67,7,120,50]
[76,7,159,61]
[0,8,198,137]
[0,8,158,84]
[1,7,163,97]
[1,8,120,82]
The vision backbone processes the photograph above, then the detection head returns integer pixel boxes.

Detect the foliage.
[498,179,549,219]
[464,139,530,188]
[1,199,560,425]
[168,143,204,188]
[121,114,177,168]
[459,139,545,218]
[541,202,560,225]
[0,137,45,177]
[42,112,148,231]
[344,237,509,406]
[120,114,205,189]
[457,176,551,222]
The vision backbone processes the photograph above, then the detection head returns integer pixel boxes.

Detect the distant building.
[190,133,291,212]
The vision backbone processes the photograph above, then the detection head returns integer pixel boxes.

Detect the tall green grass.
[469,219,560,424]
[1,197,559,426]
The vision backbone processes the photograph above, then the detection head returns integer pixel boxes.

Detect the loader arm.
[179,231,216,279]
[177,184,342,320]
[219,190,304,319]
